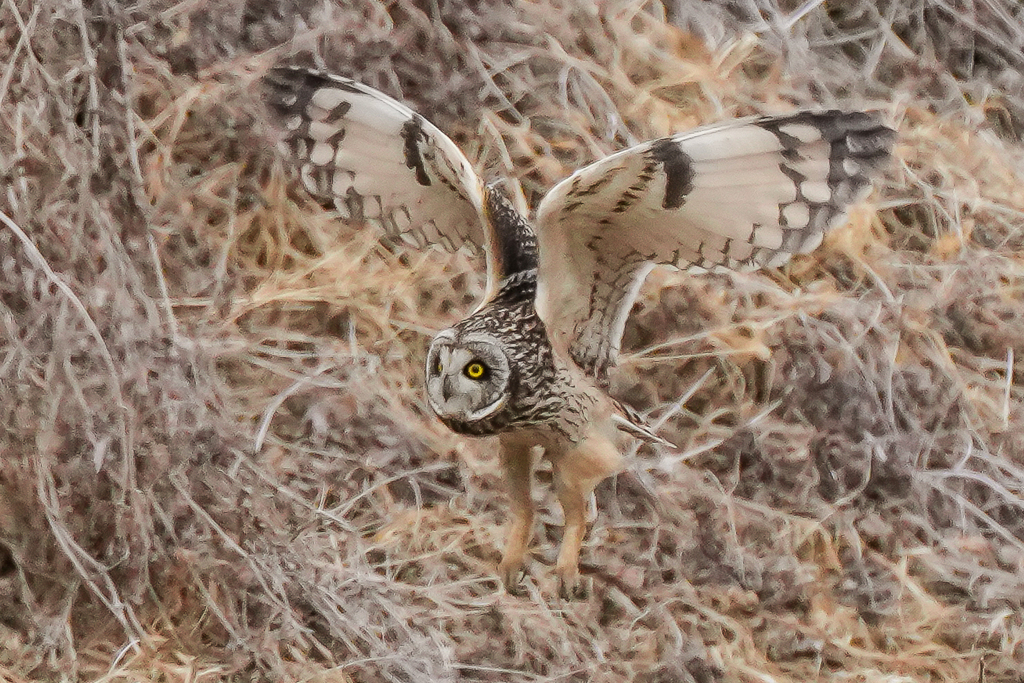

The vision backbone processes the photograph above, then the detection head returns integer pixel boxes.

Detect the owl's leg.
[550,433,622,599]
[496,438,535,594]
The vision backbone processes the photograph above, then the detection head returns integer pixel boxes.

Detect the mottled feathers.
[535,112,896,374]
[262,65,895,596]
[263,68,499,291]
[262,65,895,381]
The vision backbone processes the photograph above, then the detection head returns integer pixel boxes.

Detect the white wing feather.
[535,112,895,376]
[264,69,894,379]
[263,67,499,288]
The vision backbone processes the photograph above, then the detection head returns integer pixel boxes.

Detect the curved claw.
[498,559,527,596]
[556,566,590,600]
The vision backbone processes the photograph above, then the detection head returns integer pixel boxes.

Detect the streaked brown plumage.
[262,66,895,597]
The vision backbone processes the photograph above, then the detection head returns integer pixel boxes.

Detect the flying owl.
[262,66,895,598]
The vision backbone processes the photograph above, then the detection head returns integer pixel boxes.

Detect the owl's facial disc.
[425,330,512,427]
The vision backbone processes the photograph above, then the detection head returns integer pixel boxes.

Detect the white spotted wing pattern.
[264,66,895,378]
[263,65,894,597]
[536,112,894,374]
[263,68,502,293]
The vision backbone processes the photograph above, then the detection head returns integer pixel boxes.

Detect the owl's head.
[425,329,513,434]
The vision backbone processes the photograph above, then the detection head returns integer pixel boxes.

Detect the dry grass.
[1,0,1022,681]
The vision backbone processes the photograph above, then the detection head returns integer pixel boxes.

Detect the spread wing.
[535,111,896,377]
[263,67,515,297]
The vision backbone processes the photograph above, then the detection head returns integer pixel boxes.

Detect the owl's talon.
[556,569,589,600]
[262,67,895,604]
[498,561,526,595]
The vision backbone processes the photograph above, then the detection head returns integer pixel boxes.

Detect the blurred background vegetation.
[0,1,1022,681]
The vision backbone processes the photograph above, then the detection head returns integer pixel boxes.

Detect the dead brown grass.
[1,0,1022,681]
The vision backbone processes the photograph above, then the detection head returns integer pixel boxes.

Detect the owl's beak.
[441,376,455,402]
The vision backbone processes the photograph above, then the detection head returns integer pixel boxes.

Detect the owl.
[262,66,895,598]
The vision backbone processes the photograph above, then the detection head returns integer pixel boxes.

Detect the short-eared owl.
[263,66,895,597]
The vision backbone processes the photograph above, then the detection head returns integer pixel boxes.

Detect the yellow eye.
[435,360,443,374]
[464,362,487,379]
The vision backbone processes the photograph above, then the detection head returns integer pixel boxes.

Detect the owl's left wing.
[535,111,896,377]
[263,67,516,297]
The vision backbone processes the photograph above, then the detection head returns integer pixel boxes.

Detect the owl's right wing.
[535,111,896,377]
[263,67,512,298]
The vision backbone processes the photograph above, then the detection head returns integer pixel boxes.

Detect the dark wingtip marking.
[760,110,896,174]
[265,66,363,94]
[401,115,432,187]
[650,138,695,209]
[263,66,363,122]
[262,68,304,119]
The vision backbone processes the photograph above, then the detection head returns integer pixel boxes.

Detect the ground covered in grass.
[1,0,1022,681]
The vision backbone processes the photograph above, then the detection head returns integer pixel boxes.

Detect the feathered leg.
[550,431,623,599]
[497,436,535,593]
